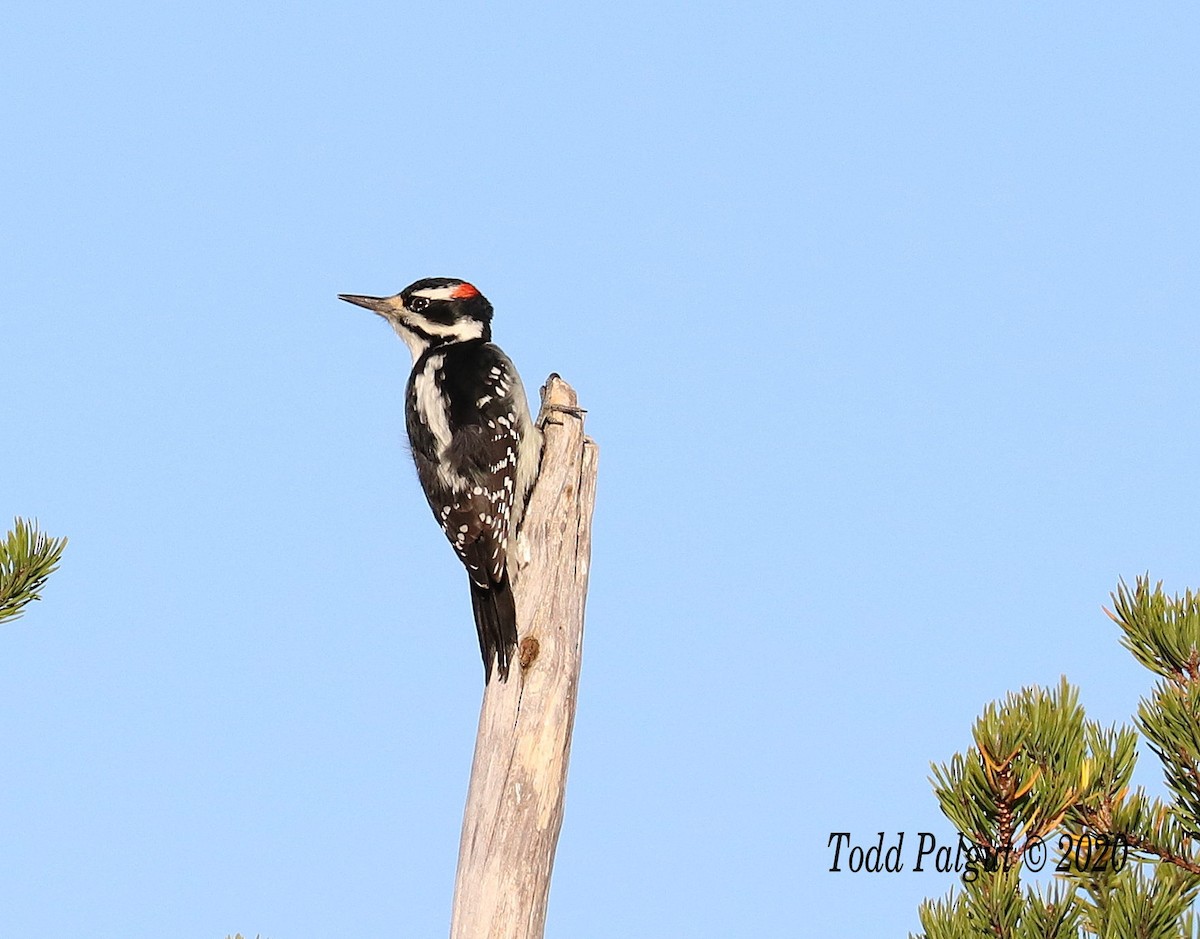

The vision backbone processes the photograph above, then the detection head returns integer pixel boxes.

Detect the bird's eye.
[409,296,430,313]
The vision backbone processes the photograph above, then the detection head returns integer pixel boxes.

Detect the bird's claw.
[537,403,587,429]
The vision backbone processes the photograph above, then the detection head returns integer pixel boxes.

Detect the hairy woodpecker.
[339,278,541,682]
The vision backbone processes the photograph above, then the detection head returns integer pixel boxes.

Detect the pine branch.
[914,576,1200,938]
[1122,833,1200,877]
[1107,577,1200,686]
[0,517,67,624]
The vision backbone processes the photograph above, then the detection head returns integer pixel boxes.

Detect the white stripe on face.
[390,308,484,361]
[412,317,484,341]
[411,284,471,301]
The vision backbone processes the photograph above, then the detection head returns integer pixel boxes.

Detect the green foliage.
[929,679,1126,859]
[0,517,66,625]
[916,873,1082,939]
[912,577,1200,938]
[1112,578,1200,682]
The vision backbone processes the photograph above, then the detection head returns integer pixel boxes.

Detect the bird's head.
[339,277,493,361]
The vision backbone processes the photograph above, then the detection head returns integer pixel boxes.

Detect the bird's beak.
[338,293,391,315]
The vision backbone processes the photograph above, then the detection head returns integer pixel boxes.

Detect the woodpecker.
[339,278,541,682]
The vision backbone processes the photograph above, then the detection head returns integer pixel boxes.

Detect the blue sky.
[4,1,1199,935]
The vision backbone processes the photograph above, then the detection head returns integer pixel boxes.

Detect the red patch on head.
[450,282,480,299]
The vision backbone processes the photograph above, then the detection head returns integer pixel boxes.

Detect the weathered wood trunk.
[449,376,597,939]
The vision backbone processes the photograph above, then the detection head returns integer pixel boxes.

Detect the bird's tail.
[469,571,518,682]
